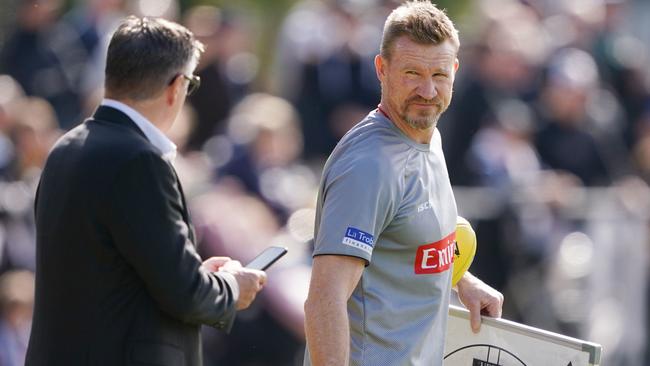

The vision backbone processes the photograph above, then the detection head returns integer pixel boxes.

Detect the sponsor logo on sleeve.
[414,232,456,274]
[342,227,374,255]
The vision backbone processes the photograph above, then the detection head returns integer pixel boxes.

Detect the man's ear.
[375,54,386,82]
[166,74,183,106]
[454,58,460,72]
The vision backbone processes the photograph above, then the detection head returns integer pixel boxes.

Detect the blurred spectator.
[0,270,35,366]
[468,99,541,188]
[463,99,547,291]
[0,76,25,131]
[210,93,317,223]
[0,0,89,129]
[590,0,650,149]
[275,0,385,159]
[6,97,61,181]
[211,9,258,103]
[183,5,234,151]
[125,0,179,20]
[441,0,545,185]
[534,48,625,186]
[191,183,310,366]
[0,96,61,273]
[65,0,125,99]
[0,75,25,177]
[182,5,260,152]
[439,0,546,294]
[168,95,312,366]
[63,0,125,57]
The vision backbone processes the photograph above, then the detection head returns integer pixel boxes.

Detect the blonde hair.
[380,1,459,60]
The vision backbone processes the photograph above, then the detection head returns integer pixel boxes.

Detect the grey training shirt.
[305,110,458,366]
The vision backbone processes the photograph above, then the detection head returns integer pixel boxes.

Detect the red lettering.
[414,232,456,275]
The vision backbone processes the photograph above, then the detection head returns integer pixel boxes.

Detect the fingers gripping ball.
[452,216,477,287]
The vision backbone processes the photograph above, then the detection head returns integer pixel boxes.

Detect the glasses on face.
[169,73,201,96]
[182,74,201,96]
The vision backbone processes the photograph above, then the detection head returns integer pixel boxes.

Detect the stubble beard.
[401,103,445,131]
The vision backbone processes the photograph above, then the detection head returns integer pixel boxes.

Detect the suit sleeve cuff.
[212,271,239,332]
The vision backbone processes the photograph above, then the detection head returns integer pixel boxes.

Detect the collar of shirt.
[100,98,177,163]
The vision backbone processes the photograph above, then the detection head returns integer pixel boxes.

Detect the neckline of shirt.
[373,106,430,152]
[101,98,177,162]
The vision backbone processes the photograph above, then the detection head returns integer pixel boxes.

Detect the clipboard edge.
[448,305,602,365]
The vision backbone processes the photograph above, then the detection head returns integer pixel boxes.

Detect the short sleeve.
[314,155,399,263]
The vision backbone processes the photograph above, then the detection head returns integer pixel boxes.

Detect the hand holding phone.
[219,262,268,310]
[245,246,288,270]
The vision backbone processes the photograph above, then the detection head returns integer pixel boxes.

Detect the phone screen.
[245,246,288,270]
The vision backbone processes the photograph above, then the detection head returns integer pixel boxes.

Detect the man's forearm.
[305,297,350,366]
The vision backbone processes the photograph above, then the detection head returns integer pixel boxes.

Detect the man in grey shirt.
[304,2,504,365]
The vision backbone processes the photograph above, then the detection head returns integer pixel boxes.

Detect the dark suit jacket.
[25,106,239,366]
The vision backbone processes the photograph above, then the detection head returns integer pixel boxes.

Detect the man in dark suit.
[25,16,267,366]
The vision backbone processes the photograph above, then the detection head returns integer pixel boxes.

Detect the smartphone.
[245,246,288,270]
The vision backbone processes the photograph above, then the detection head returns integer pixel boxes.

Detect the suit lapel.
[169,166,196,244]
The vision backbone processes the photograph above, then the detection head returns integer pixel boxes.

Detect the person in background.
[25,16,266,366]
[183,5,233,151]
[0,270,34,366]
[0,0,88,129]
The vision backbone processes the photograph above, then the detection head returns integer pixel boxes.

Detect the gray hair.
[105,16,204,100]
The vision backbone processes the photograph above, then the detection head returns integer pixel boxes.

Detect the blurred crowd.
[0,0,649,365]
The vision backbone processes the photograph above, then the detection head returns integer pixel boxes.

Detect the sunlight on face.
[381,37,458,131]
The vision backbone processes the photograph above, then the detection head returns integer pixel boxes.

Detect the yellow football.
[452,216,477,286]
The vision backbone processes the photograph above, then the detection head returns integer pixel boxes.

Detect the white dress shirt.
[101,98,177,162]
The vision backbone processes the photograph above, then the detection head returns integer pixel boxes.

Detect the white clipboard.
[444,305,602,366]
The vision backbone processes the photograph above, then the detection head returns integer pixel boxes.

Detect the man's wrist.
[455,271,477,290]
